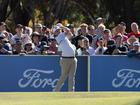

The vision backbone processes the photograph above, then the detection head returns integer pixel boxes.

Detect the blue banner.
[0,56,88,92]
[90,56,140,91]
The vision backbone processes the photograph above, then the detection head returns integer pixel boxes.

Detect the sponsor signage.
[90,56,140,91]
[0,56,88,92]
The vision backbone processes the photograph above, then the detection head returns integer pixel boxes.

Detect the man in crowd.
[77,37,95,55]
[127,41,140,57]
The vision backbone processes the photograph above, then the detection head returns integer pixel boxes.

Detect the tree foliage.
[0,0,140,31]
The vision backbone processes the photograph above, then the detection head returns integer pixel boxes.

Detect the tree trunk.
[0,0,9,21]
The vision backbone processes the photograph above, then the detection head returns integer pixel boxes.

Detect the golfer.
[53,26,77,91]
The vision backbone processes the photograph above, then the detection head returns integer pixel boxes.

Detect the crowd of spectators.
[0,17,140,56]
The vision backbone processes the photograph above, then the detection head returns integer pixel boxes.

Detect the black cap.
[107,39,116,46]
[41,41,50,49]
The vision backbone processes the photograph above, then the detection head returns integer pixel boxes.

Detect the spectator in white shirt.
[95,39,107,55]
[11,24,31,46]
[77,37,95,55]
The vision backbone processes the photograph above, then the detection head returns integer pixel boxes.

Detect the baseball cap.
[96,17,103,21]
[35,23,42,28]
[133,41,140,47]
[80,23,88,27]
[16,24,23,28]
[107,39,116,47]
[56,23,63,28]
[41,41,50,49]
[52,26,61,33]
[127,36,138,45]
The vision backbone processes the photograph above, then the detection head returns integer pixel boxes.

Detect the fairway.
[0,92,140,105]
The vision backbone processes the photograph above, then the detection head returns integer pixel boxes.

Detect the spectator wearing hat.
[0,34,5,53]
[127,41,140,57]
[95,39,107,55]
[127,35,139,51]
[3,38,12,54]
[23,41,35,55]
[95,17,106,36]
[104,39,116,55]
[112,35,128,55]
[24,26,33,36]
[31,32,42,54]
[88,25,99,49]
[0,22,13,44]
[40,41,49,55]
[0,34,12,55]
[35,23,43,34]
[2,30,13,43]
[96,17,104,27]
[40,41,56,55]
[127,22,140,39]
[133,41,140,53]
[12,39,25,55]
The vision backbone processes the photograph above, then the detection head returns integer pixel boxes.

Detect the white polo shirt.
[56,32,76,57]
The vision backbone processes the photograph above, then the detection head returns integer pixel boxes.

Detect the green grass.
[0,92,140,105]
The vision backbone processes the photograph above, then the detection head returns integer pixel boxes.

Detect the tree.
[0,0,9,21]
[1,0,140,32]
